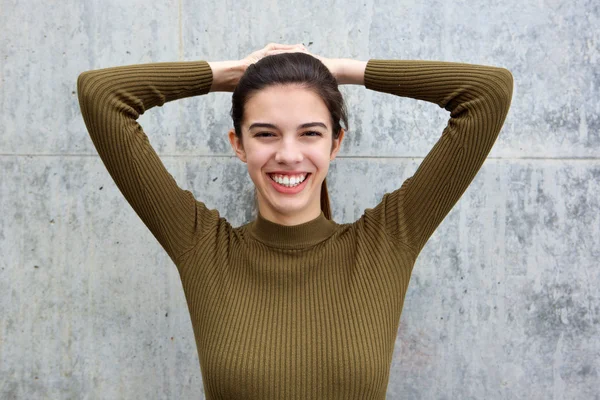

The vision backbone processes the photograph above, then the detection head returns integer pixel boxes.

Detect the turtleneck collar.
[247,211,339,249]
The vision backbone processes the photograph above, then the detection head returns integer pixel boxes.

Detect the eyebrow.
[248,122,328,131]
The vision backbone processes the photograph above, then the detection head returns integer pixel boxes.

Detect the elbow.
[77,70,113,113]
[77,69,110,105]
[494,67,514,112]
[476,67,513,120]
[77,71,95,103]
[490,67,514,132]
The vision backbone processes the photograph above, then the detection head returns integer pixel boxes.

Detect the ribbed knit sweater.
[77,58,513,399]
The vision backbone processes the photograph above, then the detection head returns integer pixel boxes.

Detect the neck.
[248,209,337,249]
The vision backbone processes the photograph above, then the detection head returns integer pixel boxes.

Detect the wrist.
[208,60,247,92]
[337,59,367,86]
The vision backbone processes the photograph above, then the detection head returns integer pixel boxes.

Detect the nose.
[274,138,303,164]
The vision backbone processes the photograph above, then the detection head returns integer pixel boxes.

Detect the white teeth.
[268,173,308,187]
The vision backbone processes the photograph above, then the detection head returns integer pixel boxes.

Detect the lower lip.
[267,174,311,194]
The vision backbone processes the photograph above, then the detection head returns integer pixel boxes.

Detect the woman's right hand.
[239,43,351,83]
[208,43,307,92]
[240,43,308,67]
[242,43,366,86]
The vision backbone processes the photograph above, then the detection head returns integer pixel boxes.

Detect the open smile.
[267,173,312,194]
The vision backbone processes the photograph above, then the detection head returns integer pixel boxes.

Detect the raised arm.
[358,59,513,256]
[77,44,309,264]
[77,61,222,264]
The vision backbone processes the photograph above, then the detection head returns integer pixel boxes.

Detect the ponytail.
[320,178,332,220]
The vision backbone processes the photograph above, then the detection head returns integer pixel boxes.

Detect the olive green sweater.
[77,58,513,399]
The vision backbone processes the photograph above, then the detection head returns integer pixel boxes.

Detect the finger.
[267,48,308,56]
[266,43,298,51]
[266,49,295,56]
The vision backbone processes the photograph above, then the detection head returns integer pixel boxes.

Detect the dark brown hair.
[230,52,348,220]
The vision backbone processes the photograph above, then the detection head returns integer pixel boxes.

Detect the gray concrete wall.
[1,0,598,399]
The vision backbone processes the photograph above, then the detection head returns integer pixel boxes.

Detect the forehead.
[243,85,330,129]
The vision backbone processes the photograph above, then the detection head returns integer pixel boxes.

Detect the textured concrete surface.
[1,0,599,399]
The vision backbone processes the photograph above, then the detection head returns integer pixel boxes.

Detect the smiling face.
[228,84,344,226]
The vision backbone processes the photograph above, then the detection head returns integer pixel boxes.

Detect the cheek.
[307,145,332,168]
[245,146,272,174]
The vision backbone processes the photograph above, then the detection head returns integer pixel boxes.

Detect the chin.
[270,197,310,215]
[263,183,318,216]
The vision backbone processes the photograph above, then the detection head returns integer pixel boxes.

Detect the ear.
[228,129,247,163]
[330,128,345,161]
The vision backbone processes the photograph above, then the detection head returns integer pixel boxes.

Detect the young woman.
[77,43,513,399]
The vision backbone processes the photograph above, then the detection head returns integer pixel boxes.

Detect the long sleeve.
[77,61,220,265]
[363,60,514,257]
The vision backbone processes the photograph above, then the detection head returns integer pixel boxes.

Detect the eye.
[254,132,275,138]
[303,131,323,137]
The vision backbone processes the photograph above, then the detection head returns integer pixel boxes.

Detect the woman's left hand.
[243,43,342,80]
[241,43,308,67]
